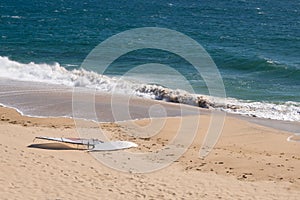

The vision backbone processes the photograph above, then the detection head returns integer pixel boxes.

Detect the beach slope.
[0,106,299,199]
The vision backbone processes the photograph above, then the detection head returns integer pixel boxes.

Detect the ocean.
[0,0,299,121]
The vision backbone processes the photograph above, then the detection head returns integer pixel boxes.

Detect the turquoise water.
[0,0,299,120]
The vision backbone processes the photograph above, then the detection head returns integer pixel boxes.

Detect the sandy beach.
[0,105,299,199]
[1,0,299,199]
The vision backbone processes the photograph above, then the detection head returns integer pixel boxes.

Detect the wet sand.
[0,78,201,121]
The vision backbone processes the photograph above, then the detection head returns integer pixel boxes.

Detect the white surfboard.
[91,141,138,151]
[34,136,137,151]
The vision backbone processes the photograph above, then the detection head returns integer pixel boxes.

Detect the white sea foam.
[220,99,300,121]
[1,15,23,19]
[0,56,299,121]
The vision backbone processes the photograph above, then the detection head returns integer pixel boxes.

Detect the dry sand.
[0,106,300,199]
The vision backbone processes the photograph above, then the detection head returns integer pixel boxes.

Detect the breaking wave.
[0,56,299,121]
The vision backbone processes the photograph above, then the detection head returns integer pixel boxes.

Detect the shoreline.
[0,105,299,199]
[1,100,299,137]
[1,77,299,122]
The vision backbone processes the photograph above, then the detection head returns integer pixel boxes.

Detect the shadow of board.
[28,143,87,150]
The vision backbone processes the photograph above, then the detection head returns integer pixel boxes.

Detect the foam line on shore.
[0,56,299,121]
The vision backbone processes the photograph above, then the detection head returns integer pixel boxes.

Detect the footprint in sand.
[0,115,10,121]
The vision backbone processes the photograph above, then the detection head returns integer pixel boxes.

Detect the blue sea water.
[0,0,299,121]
